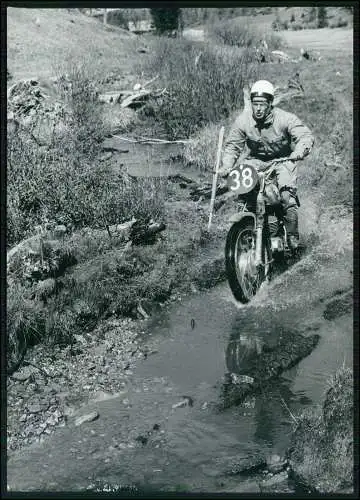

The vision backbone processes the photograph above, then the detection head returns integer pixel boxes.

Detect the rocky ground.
[7,315,148,455]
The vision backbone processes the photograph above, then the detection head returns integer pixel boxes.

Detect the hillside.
[7,8,137,82]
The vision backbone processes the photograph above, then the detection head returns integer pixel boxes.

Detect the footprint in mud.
[322,291,353,321]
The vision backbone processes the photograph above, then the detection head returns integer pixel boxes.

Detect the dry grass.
[208,17,284,51]
[140,37,258,139]
[289,367,353,493]
[7,8,136,81]
[280,27,352,53]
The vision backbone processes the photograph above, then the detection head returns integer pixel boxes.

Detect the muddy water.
[103,136,200,179]
[7,246,353,493]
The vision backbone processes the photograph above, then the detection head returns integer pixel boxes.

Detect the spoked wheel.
[225,219,271,303]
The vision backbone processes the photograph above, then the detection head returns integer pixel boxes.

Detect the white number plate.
[227,164,258,194]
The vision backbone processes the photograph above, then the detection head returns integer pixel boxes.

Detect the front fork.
[254,173,266,267]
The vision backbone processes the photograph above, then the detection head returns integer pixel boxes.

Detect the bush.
[141,38,258,139]
[210,18,284,50]
[149,8,181,34]
[7,61,165,246]
[330,18,348,28]
[317,7,328,28]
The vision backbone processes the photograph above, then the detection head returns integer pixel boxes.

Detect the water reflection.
[223,312,314,448]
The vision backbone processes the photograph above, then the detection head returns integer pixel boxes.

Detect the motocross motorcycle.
[225,159,299,303]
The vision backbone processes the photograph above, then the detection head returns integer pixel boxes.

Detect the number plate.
[227,164,259,194]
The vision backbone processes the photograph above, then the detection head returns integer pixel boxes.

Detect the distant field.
[281,27,353,53]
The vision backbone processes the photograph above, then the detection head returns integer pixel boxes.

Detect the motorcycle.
[224,158,299,303]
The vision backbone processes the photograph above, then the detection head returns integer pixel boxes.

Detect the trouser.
[242,158,299,238]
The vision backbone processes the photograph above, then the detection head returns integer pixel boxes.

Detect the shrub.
[330,18,348,28]
[141,38,258,139]
[149,8,181,34]
[210,18,284,50]
[7,60,166,246]
[317,6,328,28]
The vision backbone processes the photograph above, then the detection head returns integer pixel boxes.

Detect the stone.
[28,404,42,414]
[266,454,287,474]
[218,454,267,476]
[11,366,36,382]
[259,471,292,493]
[74,411,99,426]
[99,152,113,162]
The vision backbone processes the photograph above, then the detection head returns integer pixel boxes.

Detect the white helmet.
[250,80,275,102]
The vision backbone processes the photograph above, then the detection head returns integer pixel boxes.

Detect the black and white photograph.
[5,3,356,495]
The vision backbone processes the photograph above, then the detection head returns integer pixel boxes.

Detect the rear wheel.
[225,219,271,303]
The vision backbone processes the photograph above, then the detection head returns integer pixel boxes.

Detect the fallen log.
[130,220,166,245]
[120,89,152,109]
[168,173,196,184]
[189,183,228,201]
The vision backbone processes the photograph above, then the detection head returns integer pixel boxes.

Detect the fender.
[228,211,256,225]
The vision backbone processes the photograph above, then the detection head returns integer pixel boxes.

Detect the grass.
[289,367,353,493]
[208,16,284,51]
[7,8,136,81]
[7,57,167,247]
[7,202,223,373]
[139,37,259,140]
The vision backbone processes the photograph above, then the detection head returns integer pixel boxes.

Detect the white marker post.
[208,126,225,231]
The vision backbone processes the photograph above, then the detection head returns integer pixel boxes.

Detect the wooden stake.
[208,126,225,231]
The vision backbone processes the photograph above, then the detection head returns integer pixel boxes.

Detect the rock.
[172,396,193,409]
[259,471,293,493]
[99,152,112,162]
[19,414,27,422]
[218,454,267,476]
[225,481,261,493]
[74,411,99,426]
[135,435,148,445]
[28,404,42,414]
[266,454,287,474]
[230,373,254,385]
[11,366,36,382]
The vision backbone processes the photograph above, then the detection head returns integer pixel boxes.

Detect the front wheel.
[225,219,271,303]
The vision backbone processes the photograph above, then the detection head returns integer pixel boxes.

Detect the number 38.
[226,164,259,195]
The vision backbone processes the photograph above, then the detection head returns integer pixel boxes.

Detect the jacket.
[220,106,314,174]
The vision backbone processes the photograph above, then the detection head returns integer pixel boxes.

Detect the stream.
[7,141,353,493]
[7,244,352,493]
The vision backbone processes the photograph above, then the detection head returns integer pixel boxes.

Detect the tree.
[149,8,181,34]
[308,7,317,22]
[317,6,328,28]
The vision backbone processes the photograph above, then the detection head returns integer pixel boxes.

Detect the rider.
[219,80,314,250]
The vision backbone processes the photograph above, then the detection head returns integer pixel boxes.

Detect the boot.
[283,205,299,251]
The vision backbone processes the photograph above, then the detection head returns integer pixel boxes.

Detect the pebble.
[74,411,99,427]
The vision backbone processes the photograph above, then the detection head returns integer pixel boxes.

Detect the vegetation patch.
[288,367,353,493]
[140,37,259,140]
